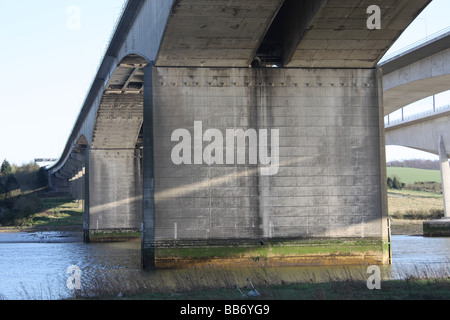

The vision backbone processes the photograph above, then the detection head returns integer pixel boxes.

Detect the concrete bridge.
[381,27,450,158]
[47,0,433,269]
[381,28,450,235]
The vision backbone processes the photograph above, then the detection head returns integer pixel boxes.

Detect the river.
[0,232,448,300]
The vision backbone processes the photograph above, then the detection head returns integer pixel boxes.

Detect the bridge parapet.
[385,104,450,128]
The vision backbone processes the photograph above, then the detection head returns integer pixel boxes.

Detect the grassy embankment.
[68,265,450,300]
[0,193,83,232]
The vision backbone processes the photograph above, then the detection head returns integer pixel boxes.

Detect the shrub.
[0,194,42,226]
[405,181,442,193]
[387,176,405,190]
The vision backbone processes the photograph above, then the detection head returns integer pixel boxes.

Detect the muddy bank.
[390,219,424,236]
[0,230,83,243]
[0,219,424,244]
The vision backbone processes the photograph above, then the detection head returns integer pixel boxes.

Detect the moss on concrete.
[156,239,383,258]
[88,230,141,242]
[153,238,388,268]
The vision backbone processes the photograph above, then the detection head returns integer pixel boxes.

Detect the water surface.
[0,232,448,300]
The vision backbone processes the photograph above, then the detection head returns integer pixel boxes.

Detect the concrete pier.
[141,66,390,268]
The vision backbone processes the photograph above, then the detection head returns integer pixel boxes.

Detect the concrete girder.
[68,157,84,169]
[54,171,71,181]
[382,47,450,116]
[64,161,82,176]
[105,60,145,94]
[70,152,86,164]
[284,0,432,68]
[155,0,285,67]
[91,92,144,150]
[385,111,450,157]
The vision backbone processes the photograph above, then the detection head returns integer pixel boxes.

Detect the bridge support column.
[423,135,450,236]
[141,66,390,268]
[142,64,156,270]
[84,147,142,242]
[439,136,450,218]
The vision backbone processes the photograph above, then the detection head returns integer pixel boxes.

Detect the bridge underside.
[382,46,450,116]
[156,0,431,68]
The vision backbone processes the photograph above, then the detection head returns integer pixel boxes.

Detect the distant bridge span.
[380,28,450,219]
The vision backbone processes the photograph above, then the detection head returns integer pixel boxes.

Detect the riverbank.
[116,279,450,300]
[0,195,83,239]
[390,219,425,235]
[67,260,450,300]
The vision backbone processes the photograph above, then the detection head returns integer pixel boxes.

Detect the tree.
[5,174,20,193]
[387,176,405,190]
[387,177,394,189]
[1,160,12,176]
[392,176,405,190]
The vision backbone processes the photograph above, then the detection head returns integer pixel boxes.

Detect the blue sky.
[0,0,449,166]
[0,0,126,165]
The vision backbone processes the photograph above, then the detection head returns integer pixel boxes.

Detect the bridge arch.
[384,73,450,116]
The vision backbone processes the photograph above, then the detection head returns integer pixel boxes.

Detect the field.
[387,167,441,184]
[386,167,444,235]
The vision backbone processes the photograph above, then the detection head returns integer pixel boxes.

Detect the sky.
[0,0,449,166]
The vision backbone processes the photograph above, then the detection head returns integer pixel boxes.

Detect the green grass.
[387,167,441,184]
[0,195,83,231]
[30,197,83,230]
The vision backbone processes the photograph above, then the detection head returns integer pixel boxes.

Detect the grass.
[66,265,450,300]
[387,188,444,219]
[0,195,83,232]
[386,167,444,220]
[387,167,441,184]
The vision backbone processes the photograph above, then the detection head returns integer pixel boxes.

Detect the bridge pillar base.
[84,229,141,243]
